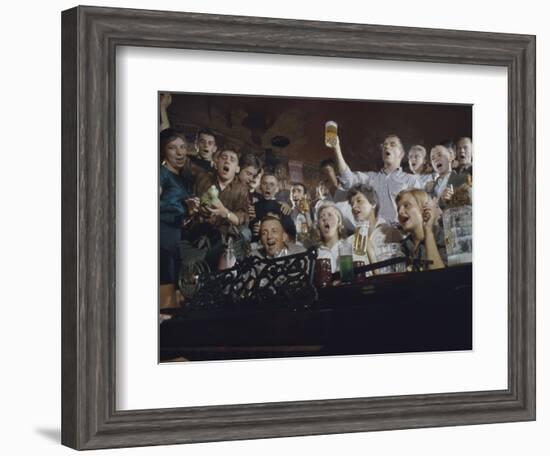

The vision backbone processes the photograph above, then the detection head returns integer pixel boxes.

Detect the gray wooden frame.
[61,5,536,450]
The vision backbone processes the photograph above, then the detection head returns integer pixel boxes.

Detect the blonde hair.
[408,145,433,174]
[395,188,430,209]
[408,144,427,159]
[316,202,347,241]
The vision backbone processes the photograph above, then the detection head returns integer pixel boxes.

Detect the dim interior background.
[0,0,546,455]
[166,92,471,193]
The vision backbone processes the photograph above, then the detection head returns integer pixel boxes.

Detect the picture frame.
[61,5,535,450]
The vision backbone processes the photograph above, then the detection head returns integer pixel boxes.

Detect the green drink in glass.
[338,241,354,283]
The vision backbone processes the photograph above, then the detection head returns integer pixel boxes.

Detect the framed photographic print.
[158,92,474,363]
[61,5,535,450]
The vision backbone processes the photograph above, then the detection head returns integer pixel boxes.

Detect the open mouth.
[435,162,443,170]
[399,215,410,226]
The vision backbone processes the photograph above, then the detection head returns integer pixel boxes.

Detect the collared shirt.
[400,226,447,271]
[432,172,451,200]
[194,170,249,226]
[427,171,469,208]
[340,167,432,224]
[190,155,215,173]
[456,163,473,176]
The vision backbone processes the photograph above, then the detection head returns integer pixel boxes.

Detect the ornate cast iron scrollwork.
[182,248,318,311]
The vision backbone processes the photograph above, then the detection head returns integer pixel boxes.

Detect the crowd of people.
[159,96,473,308]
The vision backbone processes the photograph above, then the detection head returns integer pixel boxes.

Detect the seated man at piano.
[252,214,305,260]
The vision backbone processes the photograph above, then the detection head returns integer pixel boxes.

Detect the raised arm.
[159,93,172,132]
[327,134,372,190]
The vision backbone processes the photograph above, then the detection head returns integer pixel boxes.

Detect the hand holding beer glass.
[325,121,338,148]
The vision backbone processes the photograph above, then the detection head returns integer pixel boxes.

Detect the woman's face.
[408,150,425,174]
[318,207,341,242]
[397,193,423,233]
[164,137,187,171]
[350,193,374,222]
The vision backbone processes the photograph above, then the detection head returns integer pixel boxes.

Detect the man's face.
[291,185,305,204]
[456,138,473,165]
[320,165,338,189]
[250,170,263,191]
[381,136,404,169]
[408,149,425,174]
[397,193,423,233]
[430,145,452,175]
[214,150,240,182]
[197,133,217,160]
[238,165,259,189]
[260,175,279,199]
[260,219,287,257]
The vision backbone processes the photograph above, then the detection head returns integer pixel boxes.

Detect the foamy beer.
[325,121,338,147]
[353,222,369,256]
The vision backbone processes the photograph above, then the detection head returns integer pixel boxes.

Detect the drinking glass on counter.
[338,240,354,283]
[375,243,406,274]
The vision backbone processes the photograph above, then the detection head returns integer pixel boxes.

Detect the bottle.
[200,185,219,207]
[218,238,236,270]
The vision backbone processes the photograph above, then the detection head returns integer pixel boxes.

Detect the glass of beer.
[325,121,338,147]
[338,241,354,283]
[353,221,369,256]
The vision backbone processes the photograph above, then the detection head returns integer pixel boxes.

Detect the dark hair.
[319,158,336,170]
[439,139,456,153]
[160,128,188,160]
[239,153,262,171]
[291,182,307,194]
[197,128,217,142]
[261,172,278,182]
[347,185,380,218]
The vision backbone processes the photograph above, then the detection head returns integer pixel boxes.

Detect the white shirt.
[340,167,432,224]
[317,239,349,273]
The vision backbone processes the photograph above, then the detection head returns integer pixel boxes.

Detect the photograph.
[55,3,536,451]
[158,92,474,362]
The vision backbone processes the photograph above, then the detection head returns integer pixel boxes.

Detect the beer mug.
[314,258,333,288]
[353,221,369,256]
[325,121,338,147]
